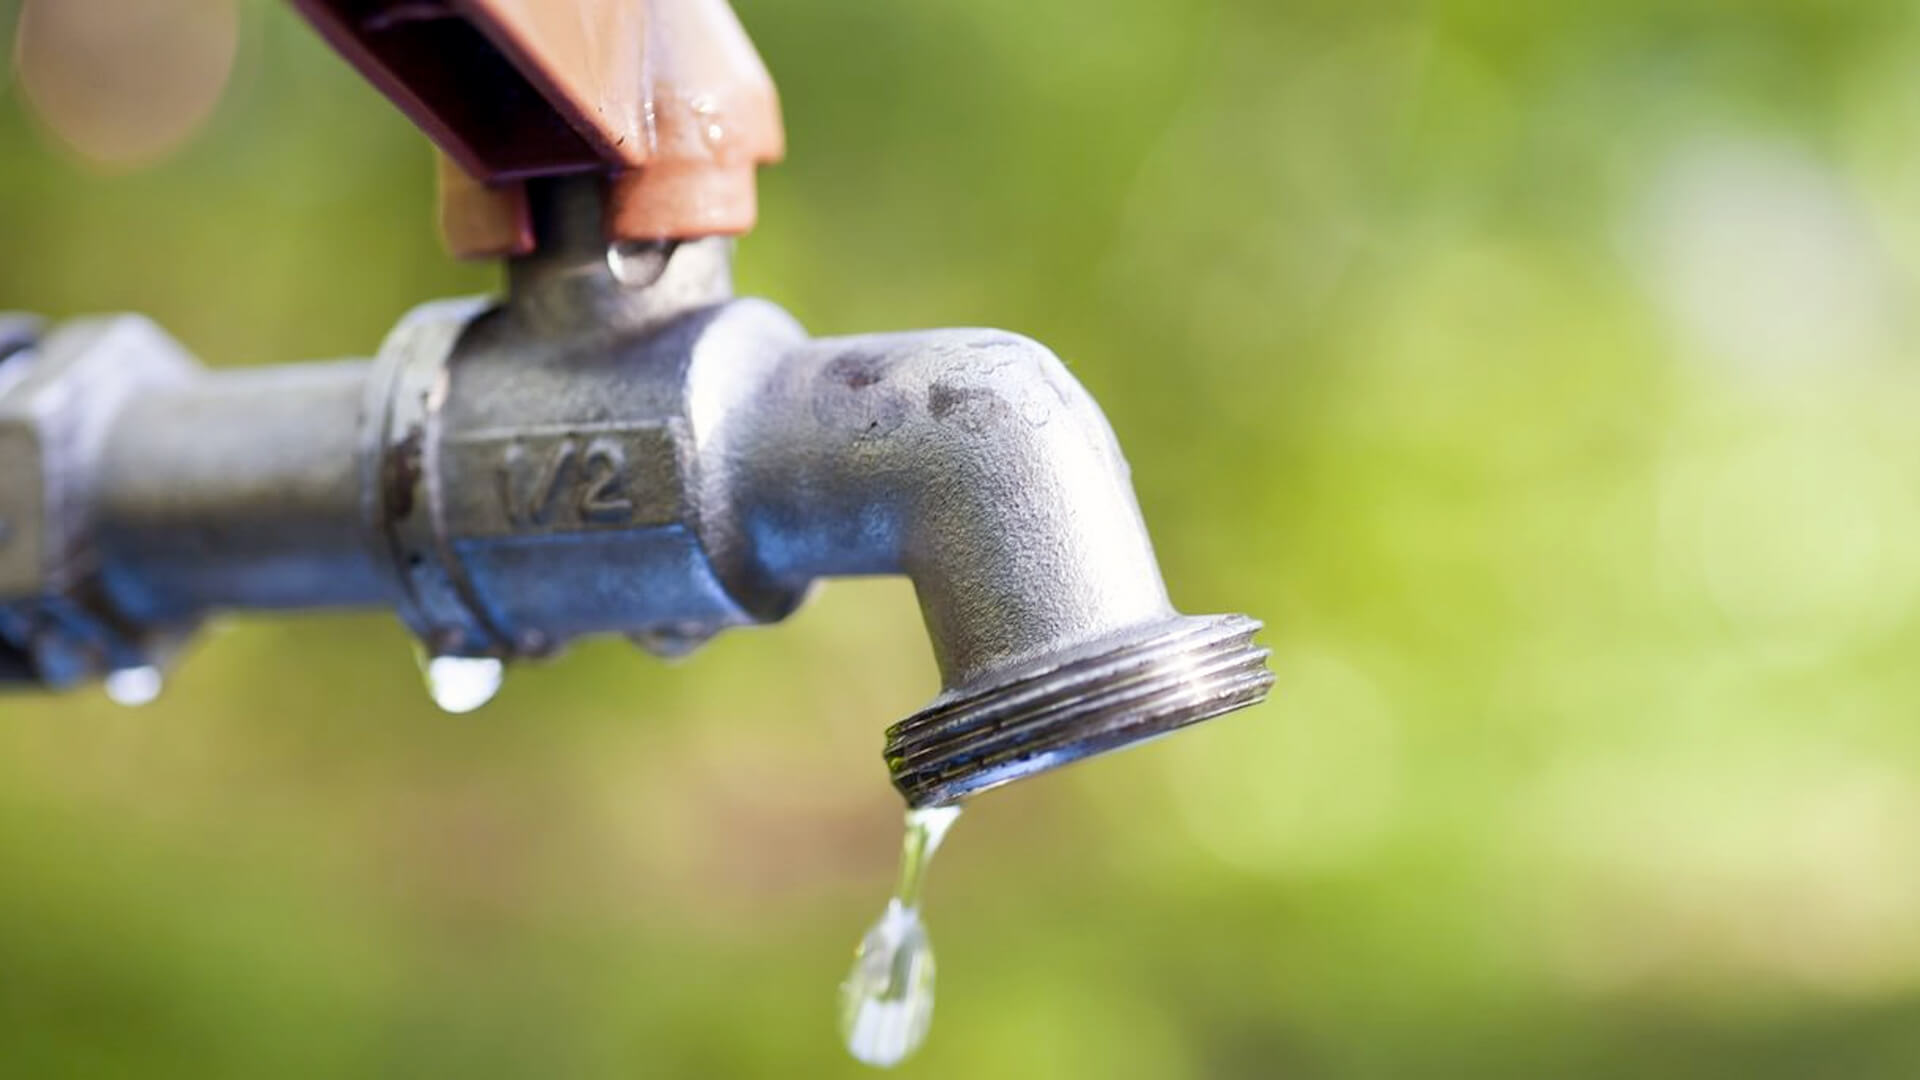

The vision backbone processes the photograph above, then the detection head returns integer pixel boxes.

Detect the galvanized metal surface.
[0,181,1271,803]
[886,613,1274,807]
[0,316,202,686]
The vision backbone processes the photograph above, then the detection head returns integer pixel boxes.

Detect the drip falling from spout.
[839,804,962,1067]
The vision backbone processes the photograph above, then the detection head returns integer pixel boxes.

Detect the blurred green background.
[9,0,1920,1075]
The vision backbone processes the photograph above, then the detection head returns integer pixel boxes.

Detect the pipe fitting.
[699,326,1272,804]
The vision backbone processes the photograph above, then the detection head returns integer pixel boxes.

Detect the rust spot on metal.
[813,352,908,438]
[384,426,424,521]
[928,383,1012,434]
[928,383,988,419]
[827,350,889,390]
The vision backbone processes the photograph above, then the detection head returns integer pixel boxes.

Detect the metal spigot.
[0,0,1272,806]
[705,301,1275,806]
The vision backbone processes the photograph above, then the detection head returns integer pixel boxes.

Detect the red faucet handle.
[290,0,784,256]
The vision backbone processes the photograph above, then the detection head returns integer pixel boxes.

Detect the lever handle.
[288,0,784,255]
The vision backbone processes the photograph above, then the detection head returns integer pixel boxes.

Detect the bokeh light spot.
[1627,139,1894,378]
[1658,428,1920,657]
[15,0,238,170]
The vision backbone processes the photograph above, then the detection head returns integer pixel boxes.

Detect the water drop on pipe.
[839,804,961,1067]
[103,665,163,707]
[419,654,503,714]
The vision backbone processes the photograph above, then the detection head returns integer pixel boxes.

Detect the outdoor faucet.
[0,0,1272,807]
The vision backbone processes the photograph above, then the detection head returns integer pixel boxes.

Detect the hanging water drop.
[103,665,163,707]
[839,804,961,1068]
[419,653,503,713]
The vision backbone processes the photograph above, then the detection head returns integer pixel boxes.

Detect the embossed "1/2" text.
[496,436,635,527]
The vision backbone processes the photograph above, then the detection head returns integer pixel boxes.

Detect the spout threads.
[885,614,1273,807]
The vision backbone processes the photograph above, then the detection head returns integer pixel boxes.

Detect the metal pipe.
[95,361,387,620]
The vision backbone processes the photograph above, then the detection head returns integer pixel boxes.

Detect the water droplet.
[419,654,503,714]
[103,665,162,707]
[839,804,961,1067]
[688,93,725,149]
[628,622,715,660]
